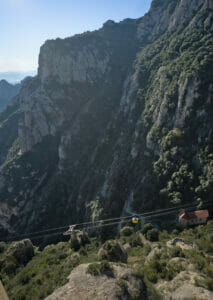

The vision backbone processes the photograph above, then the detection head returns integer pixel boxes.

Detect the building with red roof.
[179,210,209,227]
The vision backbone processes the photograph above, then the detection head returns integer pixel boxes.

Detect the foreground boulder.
[0,280,9,300]
[45,263,146,300]
[98,240,127,263]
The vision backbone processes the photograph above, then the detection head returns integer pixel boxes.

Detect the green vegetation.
[132,222,213,295]
[0,0,212,249]
[170,246,184,258]
[98,239,127,263]
[140,223,159,241]
[86,260,113,276]
[0,239,100,299]
[0,3,212,299]
[120,226,134,237]
[1,222,213,299]
[146,228,159,242]
[141,223,154,235]
[131,22,213,211]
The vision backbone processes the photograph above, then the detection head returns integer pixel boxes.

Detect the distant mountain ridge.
[0,71,36,84]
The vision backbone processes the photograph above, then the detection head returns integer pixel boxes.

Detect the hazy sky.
[0,0,151,72]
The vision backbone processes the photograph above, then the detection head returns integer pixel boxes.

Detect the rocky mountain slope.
[0,0,212,239]
[0,80,20,111]
[1,222,213,299]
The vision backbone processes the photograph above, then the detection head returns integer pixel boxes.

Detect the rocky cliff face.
[0,0,212,239]
[0,80,20,111]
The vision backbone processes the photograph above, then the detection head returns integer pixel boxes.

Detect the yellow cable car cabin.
[132,217,139,224]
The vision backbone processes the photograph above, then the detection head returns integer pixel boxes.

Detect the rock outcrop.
[45,263,146,300]
[0,280,9,300]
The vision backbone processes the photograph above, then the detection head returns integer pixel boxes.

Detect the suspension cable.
[3,199,211,242]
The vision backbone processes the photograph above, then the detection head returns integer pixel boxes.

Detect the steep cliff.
[0,80,20,111]
[0,0,212,238]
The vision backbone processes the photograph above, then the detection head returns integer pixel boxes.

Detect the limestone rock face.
[18,80,65,153]
[0,0,212,237]
[38,39,111,84]
[137,0,213,40]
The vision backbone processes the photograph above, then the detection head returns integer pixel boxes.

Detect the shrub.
[120,226,134,237]
[165,267,175,281]
[0,242,6,254]
[147,271,157,283]
[194,277,204,288]
[205,277,213,291]
[70,253,80,267]
[14,294,27,300]
[149,259,163,273]
[4,261,17,275]
[129,233,143,247]
[159,230,170,241]
[98,240,127,263]
[146,229,159,242]
[7,239,34,265]
[143,244,151,255]
[36,277,42,285]
[195,276,213,291]
[58,253,68,260]
[86,261,112,276]
[208,234,213,243]
[170,246,184,258]
[79,247,87,256]
[141,223,154,235]
[172,229,179,235]
[195,256,206,271]
[117,278,129,295]
[70,231,89,251]
[19,273,31,285]
[144,279,163,300]
[204,266,213,277]
[133,268,144,281]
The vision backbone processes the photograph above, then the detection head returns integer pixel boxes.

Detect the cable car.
[132,217,139,224]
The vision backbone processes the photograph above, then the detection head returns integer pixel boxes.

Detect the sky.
[0,0,151,73]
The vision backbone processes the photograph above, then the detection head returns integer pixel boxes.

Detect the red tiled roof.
[179,210,209,220]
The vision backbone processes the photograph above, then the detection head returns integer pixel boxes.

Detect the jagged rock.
[0,280,9,300]
[156,270,213,300]
[167,238,198,250]
[145,245,161,265]
[45,263,146,300]
[39,40,110,85]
